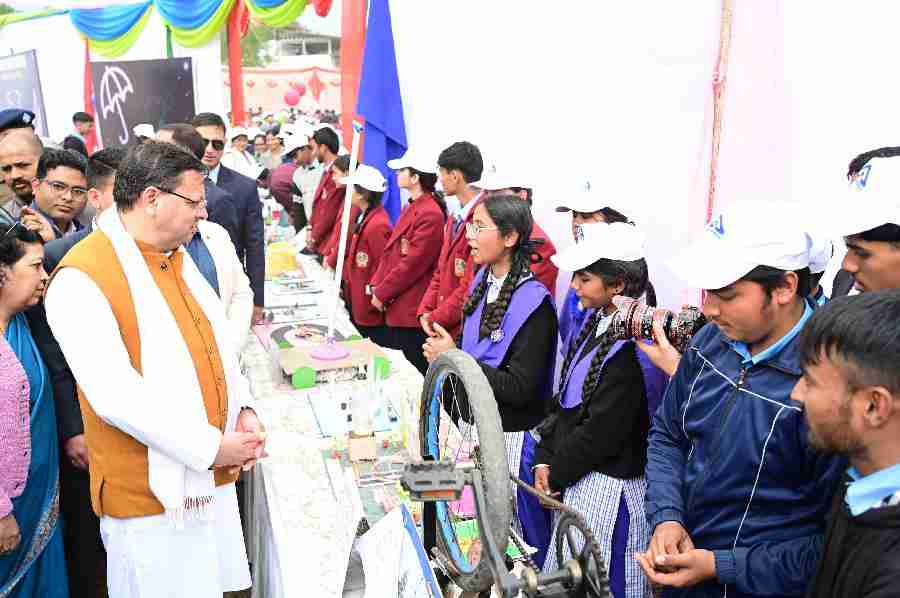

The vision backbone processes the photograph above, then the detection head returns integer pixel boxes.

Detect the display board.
[90,56,195,147]
[0,50,49,136]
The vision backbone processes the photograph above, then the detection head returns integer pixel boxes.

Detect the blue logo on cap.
[574,224,584,243]
[853,163,872,190]
[707,214,725,238]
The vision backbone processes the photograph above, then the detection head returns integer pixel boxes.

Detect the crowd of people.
[0,100,898,598]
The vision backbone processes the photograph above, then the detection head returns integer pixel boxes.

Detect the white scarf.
[97,209,241,527]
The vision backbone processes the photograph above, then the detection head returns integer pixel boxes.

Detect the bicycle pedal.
[402,461,467,501]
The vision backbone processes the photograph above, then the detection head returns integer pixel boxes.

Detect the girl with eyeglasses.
[423,194,558,568]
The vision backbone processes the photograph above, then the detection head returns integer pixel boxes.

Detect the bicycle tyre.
[419,349,511,593]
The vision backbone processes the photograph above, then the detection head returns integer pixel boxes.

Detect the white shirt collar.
[454,191,483,222]
[485,269,507,304]
[595,311,614,338]
[208,164,221,184]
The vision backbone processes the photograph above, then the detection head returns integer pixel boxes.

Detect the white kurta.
[100,484,250,598]
[46,266,256,598]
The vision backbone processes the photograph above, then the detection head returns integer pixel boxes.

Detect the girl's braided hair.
[461,195,543,339]
[574,257,651,407]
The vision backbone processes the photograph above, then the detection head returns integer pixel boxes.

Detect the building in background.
[268,23,340,68]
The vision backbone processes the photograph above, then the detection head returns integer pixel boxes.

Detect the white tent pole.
[326,120,363,340]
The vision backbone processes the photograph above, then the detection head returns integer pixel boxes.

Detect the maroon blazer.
[530,221,559,297]
[323,201,360,270]
[268,161,299,212]
[417,193,485,339]
[370,193,446,328]
[309,168,341,251]
[342,206,392,327]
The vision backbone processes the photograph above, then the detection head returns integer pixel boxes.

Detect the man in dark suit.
[157,123,240,248]
[27,147,125,598]
[193,113,265,322]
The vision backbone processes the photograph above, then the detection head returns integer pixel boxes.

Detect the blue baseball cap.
[0,109,35,134]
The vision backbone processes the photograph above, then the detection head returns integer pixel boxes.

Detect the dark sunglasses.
[202,138,226,152]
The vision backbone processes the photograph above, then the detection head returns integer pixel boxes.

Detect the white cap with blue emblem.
[829,157,900,237]
[667,201,810,291]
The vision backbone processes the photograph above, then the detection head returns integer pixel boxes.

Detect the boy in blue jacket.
[636,201,844,598]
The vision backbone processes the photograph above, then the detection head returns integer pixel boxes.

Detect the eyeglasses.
[202,138,225,152]
[465,222,498,237]
[155,186,207,211]
[43,179,88,200]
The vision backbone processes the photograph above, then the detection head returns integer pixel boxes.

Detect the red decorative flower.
[314,0,333,17]
[307,71,325,101]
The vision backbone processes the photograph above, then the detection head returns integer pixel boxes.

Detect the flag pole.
[311,120,364,361]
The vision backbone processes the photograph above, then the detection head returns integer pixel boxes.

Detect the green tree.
[221,20,274,68]
[0,4,16,16]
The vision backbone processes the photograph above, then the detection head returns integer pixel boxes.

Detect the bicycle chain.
[510,475,612,598]
[508,521,542,575]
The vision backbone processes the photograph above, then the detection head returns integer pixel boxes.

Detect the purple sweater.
[0,335,30,518]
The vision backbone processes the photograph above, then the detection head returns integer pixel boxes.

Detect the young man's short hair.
[741,265,812,298]
[799,289,900,394]
[36,148,88,179]
[62,135,88,158]
[159,123,206,161]
[312,127,339,155]
[438,141,483,183]
[72,111,94,125]
[86,147,127,190]
[190,112,227,135]
[849,223,900,247]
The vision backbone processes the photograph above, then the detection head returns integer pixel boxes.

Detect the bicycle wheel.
[419,349,511,593]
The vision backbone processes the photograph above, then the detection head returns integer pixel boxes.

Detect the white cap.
[387,148,437,174]
[472,162,529,191]
[554,179,632,218]
[247,163,267,180]
[228,126,248,141]
[283,134,311,156]
[825,157,900,237]
[133,123,154,139]
[668,200,810,290]
[551,222,646,272]
[282,122,314,139]
[807,235,834,275]
[339,164,386,192]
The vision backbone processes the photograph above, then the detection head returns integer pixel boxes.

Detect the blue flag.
[356,0,407,224]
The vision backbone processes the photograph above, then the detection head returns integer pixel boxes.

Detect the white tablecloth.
[243,249,423,598]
